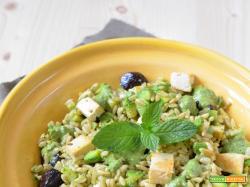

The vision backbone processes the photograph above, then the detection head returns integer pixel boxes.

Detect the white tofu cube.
[170,72,194,92]
[149,153,174,184]
[66,135,94,158]
[215,153,245,174]
[76,97,104,121]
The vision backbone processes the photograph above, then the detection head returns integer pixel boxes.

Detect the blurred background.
[0,0,249,82]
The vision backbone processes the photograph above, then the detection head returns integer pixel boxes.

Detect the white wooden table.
[0,0,249,82]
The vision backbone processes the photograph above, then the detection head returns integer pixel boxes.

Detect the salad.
[32,72,250,187]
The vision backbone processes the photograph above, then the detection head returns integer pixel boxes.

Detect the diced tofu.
[215,153,245,174]
[149,153,174,184]
[170,72,194,92]
[66,135,94,158]
[76,97,104,121]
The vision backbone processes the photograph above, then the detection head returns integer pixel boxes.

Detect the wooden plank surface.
[0,0,249,82]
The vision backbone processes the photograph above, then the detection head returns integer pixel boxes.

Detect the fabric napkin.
[0,19,154,104]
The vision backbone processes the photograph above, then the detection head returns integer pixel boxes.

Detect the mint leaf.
[142,101,163,129]
[153,119,197,144]
[140,131,159,151]
[92,122,141,153]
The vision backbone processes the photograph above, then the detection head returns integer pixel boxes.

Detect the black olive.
[120,72,148,90]
[49,153,62,167]
[40,169,63,187]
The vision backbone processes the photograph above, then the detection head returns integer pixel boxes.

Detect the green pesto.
[122,97,138,118]
[193,86,218,109]
[125,170,144,186]
[182,159,203,178]
[178,95,198,115]
[222,133,250,154]
[166,175,187,187]
[94,83,113,110]
[104,154,123,172]
[41,141,60,163]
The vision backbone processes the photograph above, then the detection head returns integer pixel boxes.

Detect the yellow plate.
[0,38,250,186]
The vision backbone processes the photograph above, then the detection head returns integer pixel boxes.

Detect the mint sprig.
[141,101,163,129]
[93,101,197,154]
[92,122,141,153]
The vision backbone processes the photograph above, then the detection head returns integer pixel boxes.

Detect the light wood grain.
[0,0,249,82]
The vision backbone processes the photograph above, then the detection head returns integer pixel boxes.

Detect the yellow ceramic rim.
[0,37,249,120]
